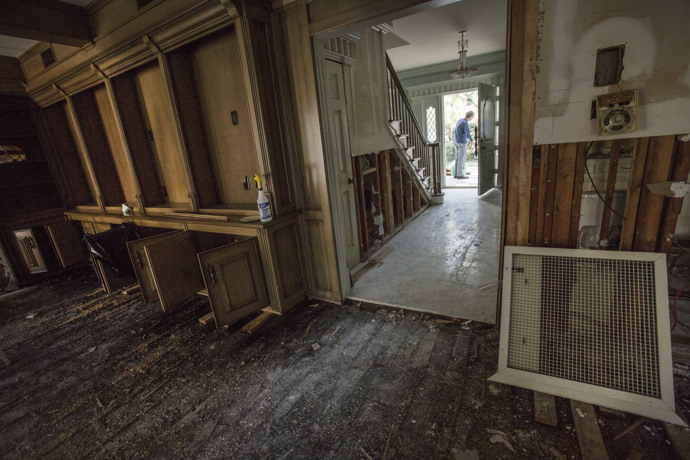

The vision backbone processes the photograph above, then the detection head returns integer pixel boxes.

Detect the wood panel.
[135,62,191,207]
[41,102,94,206]
[280,2,341,301]
[244,15,295,215]
[70,87,125,206]
[109,68,165,207]
[198,238,268,327]
[264,218,307,313]
[166,47,217,209]
[145,231,204,312]
[92,84,139,205]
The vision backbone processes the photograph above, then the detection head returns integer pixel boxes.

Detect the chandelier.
[0,144,26,164]
[449,31,478,80]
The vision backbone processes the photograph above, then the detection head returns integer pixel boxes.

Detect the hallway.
[349,188,502,323]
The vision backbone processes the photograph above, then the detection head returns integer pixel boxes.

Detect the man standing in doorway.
[454,110,474,179]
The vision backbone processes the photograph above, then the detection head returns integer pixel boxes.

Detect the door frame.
[313,36,360,299]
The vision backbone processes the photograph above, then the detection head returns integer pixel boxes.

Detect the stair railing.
[385,54,442,198]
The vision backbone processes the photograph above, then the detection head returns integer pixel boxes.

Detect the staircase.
[386,55,444,204]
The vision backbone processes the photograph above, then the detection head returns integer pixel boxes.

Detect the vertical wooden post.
[377,150,394,235]
[619,137,650,251]
[597,140,622,246]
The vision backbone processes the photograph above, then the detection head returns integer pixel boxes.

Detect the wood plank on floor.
[534,391,558,427]
[571,400,609,460]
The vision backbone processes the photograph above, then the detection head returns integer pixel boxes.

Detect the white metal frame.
[490,246,686,426]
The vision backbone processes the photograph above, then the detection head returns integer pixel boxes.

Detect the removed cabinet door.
[198,238,268,328]
[145,231,204,312]
[45,221,87,268]
[126,231,181,303]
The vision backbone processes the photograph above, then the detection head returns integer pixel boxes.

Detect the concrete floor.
[349,187,502,323]
[445,161,480,188]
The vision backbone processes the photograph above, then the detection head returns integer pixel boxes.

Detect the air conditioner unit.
[490,246,685,426]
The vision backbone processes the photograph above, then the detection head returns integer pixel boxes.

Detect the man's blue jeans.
[454,142,467,177]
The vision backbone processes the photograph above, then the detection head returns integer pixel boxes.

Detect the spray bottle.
[254,174,273,223]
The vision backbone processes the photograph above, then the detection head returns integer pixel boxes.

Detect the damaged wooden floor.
[1,269,689,459]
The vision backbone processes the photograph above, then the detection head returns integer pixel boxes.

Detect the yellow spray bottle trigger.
[254,174,262,189]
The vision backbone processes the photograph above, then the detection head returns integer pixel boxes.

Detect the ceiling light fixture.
[450,30,478,80]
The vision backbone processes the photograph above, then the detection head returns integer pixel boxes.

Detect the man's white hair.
[466,111,475,118]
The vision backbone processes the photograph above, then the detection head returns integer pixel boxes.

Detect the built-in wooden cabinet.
[26,2,307,322]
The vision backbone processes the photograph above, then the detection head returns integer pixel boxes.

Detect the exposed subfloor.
[2,269,690,459]
[350,187,502,323]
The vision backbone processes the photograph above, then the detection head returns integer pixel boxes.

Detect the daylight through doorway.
[444,91,478,188]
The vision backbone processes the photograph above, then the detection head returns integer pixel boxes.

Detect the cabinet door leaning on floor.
[198,238,268,328]
[144,231,204,312]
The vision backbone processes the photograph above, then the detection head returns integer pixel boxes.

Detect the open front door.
[478,83,499,196]
[323,59,360,270]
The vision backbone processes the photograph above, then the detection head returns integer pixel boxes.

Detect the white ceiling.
[0,0,93,57]
[387,0,508,71]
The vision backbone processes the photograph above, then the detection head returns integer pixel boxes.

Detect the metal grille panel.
[490,246,684,426]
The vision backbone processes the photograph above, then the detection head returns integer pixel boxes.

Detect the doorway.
[443,90,479,188]
[315,0,508,322]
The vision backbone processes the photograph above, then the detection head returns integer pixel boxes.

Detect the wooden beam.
[528,145,541,246]
[571,400,609,460]
[551,143,578,247]
[353,156,368,255]
[0,0,92,48]
[378,150,394,235]
[657,138,690,254]
[535,144,549,247]
[598,140,622,247]
[619,138,650,251]
[633,135,677,252]
[568,142,588,248]
[241,311,274,334]
[542,144,558,246]
[534,391,558,427]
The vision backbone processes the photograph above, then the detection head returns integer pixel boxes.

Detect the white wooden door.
[478,83,499,196]
[324,59,360,269]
